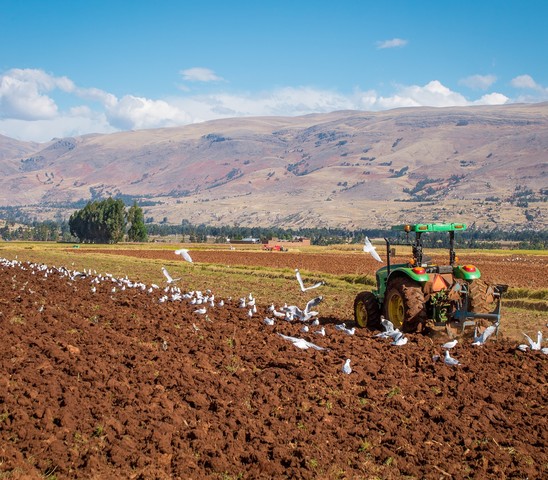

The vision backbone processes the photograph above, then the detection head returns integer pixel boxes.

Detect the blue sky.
[1,0,547,142]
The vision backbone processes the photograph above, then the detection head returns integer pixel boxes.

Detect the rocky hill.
[1,103,547,230]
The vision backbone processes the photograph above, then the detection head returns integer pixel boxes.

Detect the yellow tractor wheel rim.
[387,294,405,329]
[355,300,367,327]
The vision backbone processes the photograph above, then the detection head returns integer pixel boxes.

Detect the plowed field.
[1,251,547,479]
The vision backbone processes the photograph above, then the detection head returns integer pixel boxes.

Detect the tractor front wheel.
[354,291,381,329]
[384,277,427,332]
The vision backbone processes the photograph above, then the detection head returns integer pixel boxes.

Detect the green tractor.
[354,223,507,335]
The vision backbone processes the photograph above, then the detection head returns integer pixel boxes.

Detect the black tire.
[384,276,427,332]
[468,279,496,313]
[354,291,381,329]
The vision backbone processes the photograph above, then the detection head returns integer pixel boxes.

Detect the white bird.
[314,327,326,336]
[517,344,530,352]
[472,325,497,346]
[335,323,346,331]
[339,326,356,336]
[392,335,408,346]
[162,340,168,351]
[342,359,352,374]
[444,350,460,366]
[363,236,383,263]
[523,331,543,350]
[301,325,309,333]
[305,296,323,313]
[174,248,193,263]
[277,333,326,351]
[248,309,254,318]
[541,347,548,355]
[263,317,275,326]
[375,319,401,339]
[193,307,207,315]
[272,309,287,319]
[442,339,458,350]
[295,269,324,292]
[162,266,180,284]
[380,316,394,332]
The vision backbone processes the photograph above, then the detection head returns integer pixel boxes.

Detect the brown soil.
[1,256,547,479]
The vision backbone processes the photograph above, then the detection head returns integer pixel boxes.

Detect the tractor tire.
[354,291,381,329]
[468,279,496,313]
[384,277,427,332]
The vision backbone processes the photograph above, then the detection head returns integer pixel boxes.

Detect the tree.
[127,201,148,242]
[69,198,126,243]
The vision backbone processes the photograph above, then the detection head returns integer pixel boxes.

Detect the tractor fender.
[387,268,429,284]
[453,265,481,281]
[385,269,429,294]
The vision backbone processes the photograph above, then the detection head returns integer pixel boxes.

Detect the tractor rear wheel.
[354,291,381,329]
[468,279,496,313]
[384,277,427,332]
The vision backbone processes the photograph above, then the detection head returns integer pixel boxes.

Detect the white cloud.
[0,110,115,142]
[511,74,541,90]
[510,75,548,103]
[180,67,224,83]
[388,80,469,107]
[106,95,192,130]
[376,38,408,49]
[74,86,117,108]
[0,68,59,120]
[0,67,542,143]
[459,74,497,90]
[474,92,509,105]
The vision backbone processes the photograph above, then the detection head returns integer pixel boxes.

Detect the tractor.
[354,223,507,336]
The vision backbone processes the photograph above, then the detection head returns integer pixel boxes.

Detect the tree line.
[0,199,546,248]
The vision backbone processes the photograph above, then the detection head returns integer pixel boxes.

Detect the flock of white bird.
[2,239,547,378]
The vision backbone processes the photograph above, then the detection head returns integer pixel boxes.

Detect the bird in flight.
[162,266,180,284]
[522,331,543,351]
[363,236,383,263]
[472,324,497,346]
[175,248,193,263]
[277,333,326,351]
[295,269,324,292]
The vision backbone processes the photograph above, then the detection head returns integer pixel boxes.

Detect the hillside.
[0,103,547,230]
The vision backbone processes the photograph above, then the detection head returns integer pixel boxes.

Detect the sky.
[1,0,547,143]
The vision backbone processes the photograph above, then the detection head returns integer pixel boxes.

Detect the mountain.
[1,103,547,230]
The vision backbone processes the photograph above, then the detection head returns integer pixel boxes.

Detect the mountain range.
[1,102,547,230]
